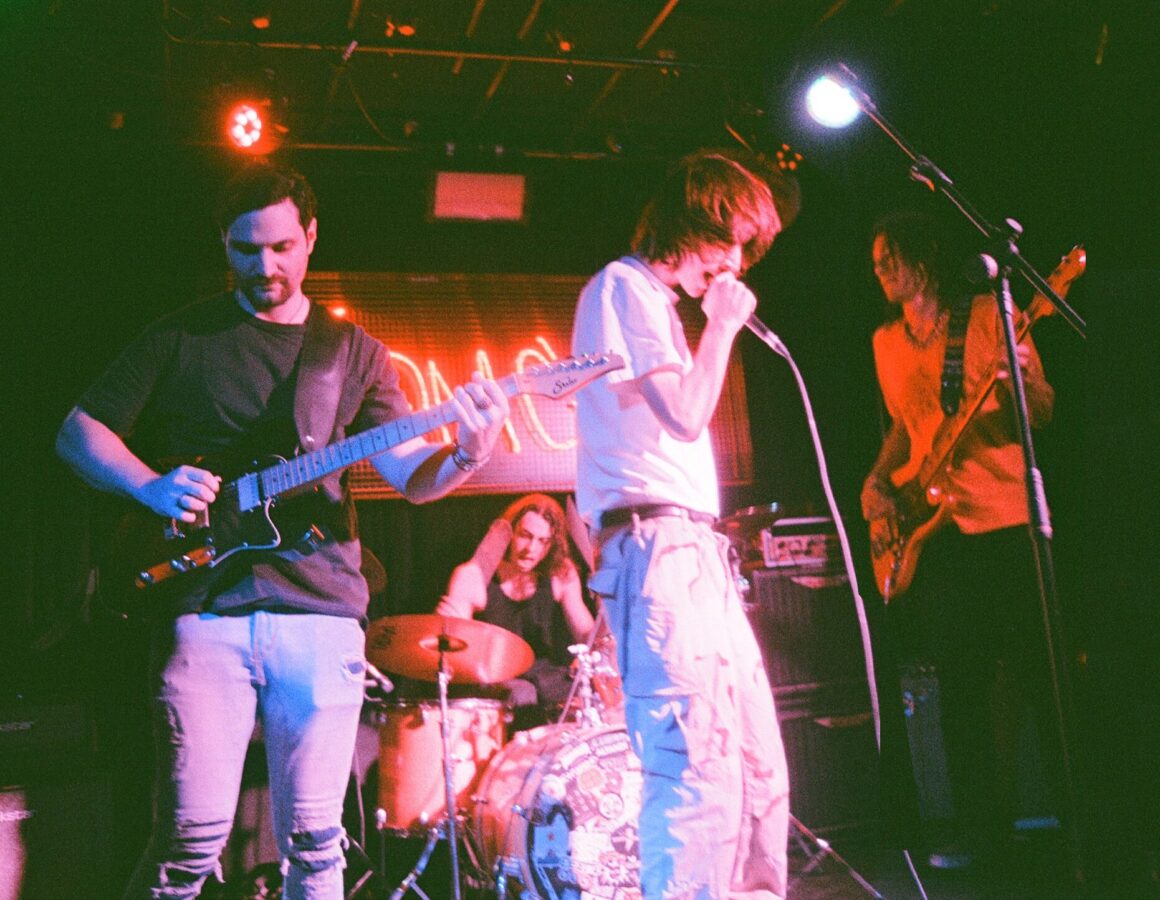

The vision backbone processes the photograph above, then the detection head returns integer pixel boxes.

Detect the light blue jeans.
[125,611,366,900]
[591,516,789,899]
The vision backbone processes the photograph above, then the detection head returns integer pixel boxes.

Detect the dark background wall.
[2,1,1157,894]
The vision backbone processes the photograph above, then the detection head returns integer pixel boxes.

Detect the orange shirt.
[872,295,1054,534]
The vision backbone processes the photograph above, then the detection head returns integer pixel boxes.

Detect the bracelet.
[451,442,490,473]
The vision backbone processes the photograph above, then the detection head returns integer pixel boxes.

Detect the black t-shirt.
[80,293,411,619]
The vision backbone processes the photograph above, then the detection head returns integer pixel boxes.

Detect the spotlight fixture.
[804,75,860,129]
[218,68,289,155]
[224,98,286,155]
[775,142,803,171]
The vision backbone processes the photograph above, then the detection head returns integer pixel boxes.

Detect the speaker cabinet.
[746,562,878,835]
[776,684,878,837]
[747,565,866,689]
[0,772,122,900]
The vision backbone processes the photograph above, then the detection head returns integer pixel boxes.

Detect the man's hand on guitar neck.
[995,341,1032,384]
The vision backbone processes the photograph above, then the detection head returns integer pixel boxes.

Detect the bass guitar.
[869,246,1085,601]
[112,353,623,607]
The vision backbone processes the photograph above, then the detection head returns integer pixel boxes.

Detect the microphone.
[963,253,1000,285]
[746,313,789,358]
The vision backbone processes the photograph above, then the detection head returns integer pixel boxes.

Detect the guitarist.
[860,210,1058,869]
[54,163,510,900]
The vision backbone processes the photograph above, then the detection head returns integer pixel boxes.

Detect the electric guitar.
[869,246,1086,602]
[110,353,623,610]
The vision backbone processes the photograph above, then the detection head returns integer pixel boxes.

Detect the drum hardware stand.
[558,603,615,727]
[564,643,604,728]
[384,816,491,900]
[387,825,440,900]
[789,814,884,899]
[385,635,467,900]
[436,634,464,900]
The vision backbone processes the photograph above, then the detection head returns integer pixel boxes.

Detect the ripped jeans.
[125,611,366,900]
[590,516,789,899]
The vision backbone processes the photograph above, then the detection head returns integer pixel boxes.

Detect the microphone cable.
[748,315,931,900]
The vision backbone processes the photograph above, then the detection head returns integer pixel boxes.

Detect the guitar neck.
[252,373,520,499]
[915,296,1048,489]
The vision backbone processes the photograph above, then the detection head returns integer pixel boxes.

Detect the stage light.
[804,75,860,129]
[776,142,803,171]
[227,102,263,149]
[224,98,286,155]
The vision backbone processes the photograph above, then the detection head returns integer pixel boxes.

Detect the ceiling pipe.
[184,137,621,161]
[451,0,491,75]
[474,0,546,118]
[163,34,745,73]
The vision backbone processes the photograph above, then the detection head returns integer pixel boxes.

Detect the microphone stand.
[832,64,1087,882]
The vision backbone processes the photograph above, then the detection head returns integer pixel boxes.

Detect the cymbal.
[366,614,534,685]
[714,502,782,538]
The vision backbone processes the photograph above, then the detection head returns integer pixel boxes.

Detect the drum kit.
[362,612,639,900]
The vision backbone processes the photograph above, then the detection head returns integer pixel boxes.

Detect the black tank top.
[477,575,573,666]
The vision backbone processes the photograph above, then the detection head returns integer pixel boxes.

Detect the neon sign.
[387,336,576,456]
[304,270,752,498]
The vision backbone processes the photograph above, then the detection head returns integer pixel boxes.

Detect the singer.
[571,149,791,898]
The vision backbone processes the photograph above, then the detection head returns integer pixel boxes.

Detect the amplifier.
[759,516,836,570]
[0,702,91,758]
[0,702,99,792]
[747,562,865,689]
[0,772,122,900]
[776,683,878,836]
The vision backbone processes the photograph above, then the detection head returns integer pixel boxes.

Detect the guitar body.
[867,245,1085,602]
[105,456,317,617]
[122,482,281,587]
[869,483,953,602]
[106,353,625,614]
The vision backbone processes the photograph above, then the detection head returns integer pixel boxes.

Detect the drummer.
[436,494,595,729]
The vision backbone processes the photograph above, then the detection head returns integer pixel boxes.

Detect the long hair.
[631,150,782,272]
[215,162,317,233]
[871,210,962,308]
[500,493,571,580]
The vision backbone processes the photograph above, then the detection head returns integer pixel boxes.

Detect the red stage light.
[224,100,285,155]
[227,102,264,149]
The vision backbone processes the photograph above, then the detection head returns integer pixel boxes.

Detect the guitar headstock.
[1052,245,1086,289]
[1037,245,1086,317]
[512,352,626,399]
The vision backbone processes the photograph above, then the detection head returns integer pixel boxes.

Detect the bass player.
[860,209,1061,870]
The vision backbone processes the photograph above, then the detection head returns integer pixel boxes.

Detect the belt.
[598,504,716,531]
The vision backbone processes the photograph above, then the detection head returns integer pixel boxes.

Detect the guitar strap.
[940,293,972,415]
[293,302,355,455]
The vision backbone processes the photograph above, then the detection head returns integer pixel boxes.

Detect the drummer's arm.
[554,561,595,643]
[437,562,487,619]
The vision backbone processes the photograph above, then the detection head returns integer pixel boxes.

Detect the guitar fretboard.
[253,373,520,499]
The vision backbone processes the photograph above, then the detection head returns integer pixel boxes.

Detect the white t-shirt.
[571,256,720,525]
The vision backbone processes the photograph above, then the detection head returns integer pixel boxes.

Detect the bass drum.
[472,723,642,899]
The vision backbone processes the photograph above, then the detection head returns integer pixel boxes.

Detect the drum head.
[473,723,642,898]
